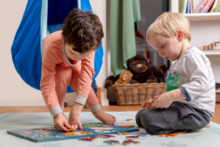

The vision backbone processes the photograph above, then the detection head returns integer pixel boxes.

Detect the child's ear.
[176,30,184,41]
[61,33,64,42]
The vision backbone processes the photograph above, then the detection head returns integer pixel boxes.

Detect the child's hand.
[53,113,72,131]
[68,112,83,130]
[68,102,84,130]
[150,93,173,109]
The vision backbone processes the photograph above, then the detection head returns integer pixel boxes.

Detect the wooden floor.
[1,103,220,124]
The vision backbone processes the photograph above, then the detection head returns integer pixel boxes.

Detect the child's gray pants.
[135,102,210,135]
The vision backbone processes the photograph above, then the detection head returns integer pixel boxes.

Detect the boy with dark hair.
[41,8,115,131]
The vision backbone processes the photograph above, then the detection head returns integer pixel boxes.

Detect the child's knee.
[135,109,145,127]
[55,65,72,85]
[56,65,71,78]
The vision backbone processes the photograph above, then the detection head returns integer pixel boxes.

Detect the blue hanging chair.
[11,0,103,93]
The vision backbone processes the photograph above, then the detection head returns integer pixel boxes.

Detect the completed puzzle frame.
[7,123,139,142]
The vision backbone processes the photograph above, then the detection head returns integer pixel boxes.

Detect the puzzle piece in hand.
[100,134,116,139]
[145,100,152,104]
[141,100,152,108]
[68,128,76,132]
[103,140,120,145]
[117,132,129,135]
[126,135,139,139]
[138,133,150,137]
[122,139,140,146]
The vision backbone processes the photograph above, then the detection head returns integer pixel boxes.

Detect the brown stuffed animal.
[114,70,133,85]
[127,53,165,84]
[104,75,116,88]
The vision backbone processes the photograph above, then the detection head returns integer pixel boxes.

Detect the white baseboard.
[101,88,109,106]
[101,98,109,106]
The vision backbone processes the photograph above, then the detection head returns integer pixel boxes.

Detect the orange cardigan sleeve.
[40,48,62,111]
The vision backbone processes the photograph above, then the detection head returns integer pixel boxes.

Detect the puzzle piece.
[117,132,129,135]
[54,135,64,138]
[65,132,93,136]
[104,140,120,145]
[159,133,178,137]
[100,134,116,139]
[141,100,152,108]
[103,131,111,133]
[20,131,33,134]
[68,128,76,132]
[64,133,77,136]
[120,125,135,128]
[138,133,150,137]
[81,132,94,135]
[78,138,93,141]
[126,135,139,139]
[90,135,100,140]
[122,139,140,146]
[159,131,187,137]
[145,100,152,104]
[78,135,100,141]
[7,123,139,142]
[94,130,102,133]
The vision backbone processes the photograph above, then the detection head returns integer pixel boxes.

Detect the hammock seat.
[11,0,103,93]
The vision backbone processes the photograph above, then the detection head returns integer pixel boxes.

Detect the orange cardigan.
[40,31,95,110]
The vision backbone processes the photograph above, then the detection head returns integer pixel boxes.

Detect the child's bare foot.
[93,109,116,125]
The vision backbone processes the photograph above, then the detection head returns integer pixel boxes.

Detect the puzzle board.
[7,123,139,142]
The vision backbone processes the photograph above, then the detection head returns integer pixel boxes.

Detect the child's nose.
[158,51,164,57]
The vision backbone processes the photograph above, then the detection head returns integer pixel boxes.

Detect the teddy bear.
[127,53,165,84]
[114,70,133,85]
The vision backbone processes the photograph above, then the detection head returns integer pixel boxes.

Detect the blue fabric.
[11,0,104,93]
[47,0,77,26]
[91,80,97,96]
[81,0,91,11]
[164,69,171,82]
[11,0,42,90]
[47,24,63,34]
[180,87,191,101]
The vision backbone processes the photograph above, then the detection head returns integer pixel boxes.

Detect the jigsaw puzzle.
[7,123,139,142]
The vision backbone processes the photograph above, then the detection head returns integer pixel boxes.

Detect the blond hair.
[146,12,191,41]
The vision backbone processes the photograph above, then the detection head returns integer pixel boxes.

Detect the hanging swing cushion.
[11,0,103,93]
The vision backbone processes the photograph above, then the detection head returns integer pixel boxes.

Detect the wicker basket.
[112,83,166,105]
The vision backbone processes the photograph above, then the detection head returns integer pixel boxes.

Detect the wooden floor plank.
[1,103,220,124]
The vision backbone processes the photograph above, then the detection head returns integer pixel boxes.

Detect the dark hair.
[62,8,104,53]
